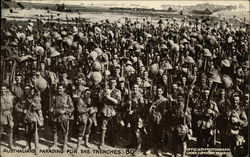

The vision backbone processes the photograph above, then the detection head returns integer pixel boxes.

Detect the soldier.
[49,84,74,152]
[215,88,231,147]
[71,74,88,139]
[0,84,15,149]
[11,74,24,138]
[11,74,24,100]
[142,70,153,85]
[225,95,248,152]
[194,88,219,147]
[147,86,168,156]
[16,84,43,155]
[59,72,73,95]
[117,77,128,126]
[99,78,121,149]
[76,89,97,153]
[178,76,188,94]
[135,75,144,94]
[125,83,145,155]
[171,94,192,157]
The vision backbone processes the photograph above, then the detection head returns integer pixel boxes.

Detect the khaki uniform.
[149,96,168,150]
[77,97,97,136]
[194,100,219,147]
[0,93,15,149]
[50,93,74,151]
[0,94,14,131]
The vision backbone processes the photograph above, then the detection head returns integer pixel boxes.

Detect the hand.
[128,100,132,105]
[129,110,134,115]
[89,107,95,114]
[105,89,111,96]
[231,117,238,123]
[23,109,27,114]
[49,108,53,112]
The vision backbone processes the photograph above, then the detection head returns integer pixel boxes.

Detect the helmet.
[89,51,98,61]
[35,46,44,56]
[94,27,102,34]
[221,59,230,67]
[221,75,233,88]
[208,74,222,83]
[34,77,48,92]
[94,47,103,55]
[204,48,212,57]
[90,72,102,84]
[184,56,195,64]
[92,61,101,71]
[150,63,159,75]
[67,55,76,62]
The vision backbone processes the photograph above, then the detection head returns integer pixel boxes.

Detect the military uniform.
[125,91,145,154]
[12,83,24,136]
[148,96,168,154]
[171,101,192,157]
[50,92,74,152]
[71,85,88,138]
[0,92,15,149]
[216,98,231,147]
[76,94,97,152]
[225,108,248,148]
[99,88,121,148]
[194,99,219,147]
[16,92,43,154]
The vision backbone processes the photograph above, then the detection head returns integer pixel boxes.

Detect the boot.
[34,133,39,155]
[62,133,68,153]
[85,134,91,148]
[133,130,141,156]
[24,136,31,150]
[99,129,106,149]
[8,132,14,149]
[76,136,82,154]
[50,133,58,149]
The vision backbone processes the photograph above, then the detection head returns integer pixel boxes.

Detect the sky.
[18,0,249,10]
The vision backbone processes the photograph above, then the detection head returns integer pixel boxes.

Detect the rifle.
[24,92,37,123]
[184,76,196,125]
[127,79,132,111]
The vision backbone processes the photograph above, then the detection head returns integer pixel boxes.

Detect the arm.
[106,91,121,105]
[67,95,74,113]
[14,100,25,113]
[77,99,89,114]
[238,111,248,128]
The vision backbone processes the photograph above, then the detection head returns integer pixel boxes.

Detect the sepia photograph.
[1,0,249,157]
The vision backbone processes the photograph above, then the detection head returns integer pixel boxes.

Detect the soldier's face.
[182,77,186,84]
[16,76,22,84]
[159,69,164,75]
[119,82,125,88]
[24,87,31,95]
[204,90,209,99]
[220,90,225,98]
[136,77,142,85]
[115,68,120,74]
[233,97,240,106]
[62,73,67,79]
[157,88,163,97]
[133,85,139,93]
[162,75,167,83]
[84,91,91,99]
[1,86,7,96]
[77,78,85,85]
[173,84,178,91]
[58,86,65,94]
[110,80,117,88]
[143,71,148,78]
[243,94,249,104]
